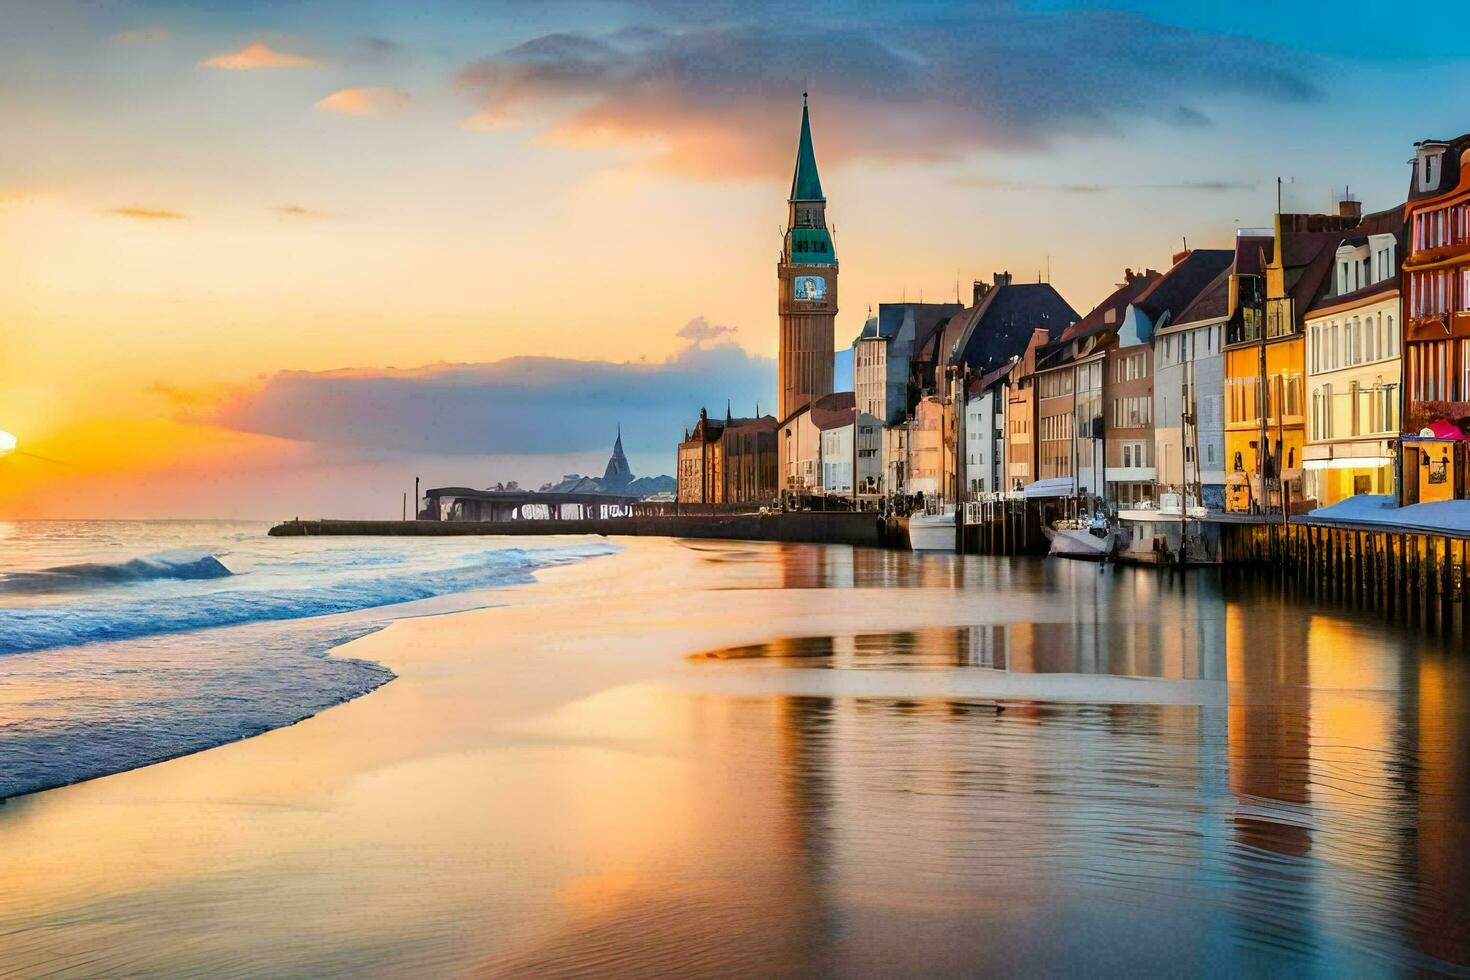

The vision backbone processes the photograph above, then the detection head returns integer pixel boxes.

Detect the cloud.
[208,334,774,457]
[358,37,406,61]
[455,10,1319,178]
[104,207,186,220]
[274,204,328,218]
[674,315,737,347]
[953,177,1259,194]
[315,87,412,117]
[200,41,322,70]
[111,27,170,44]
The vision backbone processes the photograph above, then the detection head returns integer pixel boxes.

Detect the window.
[1111,396,1150,429]
[1120,441,1148,468]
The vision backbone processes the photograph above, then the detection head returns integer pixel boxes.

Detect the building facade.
[676,409,778,504]
[777,95,838,420]
[964,364,1011,496]
[854,303,963,426]
[1225,212,1358,514]
[1401,134,1470,502]
[1154,275,1230,511]
[1303,209,1402,505]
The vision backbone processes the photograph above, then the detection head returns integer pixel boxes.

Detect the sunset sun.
[0,430,16,456]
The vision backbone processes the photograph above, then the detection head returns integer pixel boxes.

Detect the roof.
[1171,267,1232,326]
[1233,233,1272,278]
[1276,228,1347,317]
[1408,134,1470,204]
[1304,205,1406,315]
[936,283,1078,375]
[873,302,965,347]
[1054,269,1162,346]
[1132,249,1234,326]
[967,360,1016,398]
[789,94,824,202]
[810,391,857,430]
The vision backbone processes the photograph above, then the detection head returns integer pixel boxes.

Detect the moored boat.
[1045,516,1116,561]
[908,507,957,552]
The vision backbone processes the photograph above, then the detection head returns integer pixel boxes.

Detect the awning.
[1414,420,1470,440]
[1022,477,1075,499]
[1303,456,1393,470]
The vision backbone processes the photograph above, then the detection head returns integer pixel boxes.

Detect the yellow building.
[1224,208,1363,514]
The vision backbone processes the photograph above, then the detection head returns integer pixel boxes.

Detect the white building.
[964,365,1011,496]
[818,409,883,495]
[1303,214,1402,505]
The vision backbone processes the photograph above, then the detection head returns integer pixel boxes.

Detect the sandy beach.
[1,535,1462,976]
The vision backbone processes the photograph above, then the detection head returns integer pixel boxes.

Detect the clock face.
[793,275,827,302]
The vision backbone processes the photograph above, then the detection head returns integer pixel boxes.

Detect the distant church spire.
[602,426,633,489]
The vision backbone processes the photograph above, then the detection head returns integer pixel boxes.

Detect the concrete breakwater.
[269,512,907,549]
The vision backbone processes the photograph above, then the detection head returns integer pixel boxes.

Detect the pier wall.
[1221,521,1468,637]
[270,512,905,548]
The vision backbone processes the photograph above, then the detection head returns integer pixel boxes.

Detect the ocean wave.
[0,542,617,656]
[0,553,233,595]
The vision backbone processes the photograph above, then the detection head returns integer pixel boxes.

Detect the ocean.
[0,521,617,799]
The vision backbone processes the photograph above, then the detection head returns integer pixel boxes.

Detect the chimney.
[972,280,990,306]
[993,270,1013,288]
[1171,248,1191,266]
[1338,190,1362,222]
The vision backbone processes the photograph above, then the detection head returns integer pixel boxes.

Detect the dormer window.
[1419,147,1446,193]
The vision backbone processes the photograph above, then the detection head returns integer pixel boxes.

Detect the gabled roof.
[939,283,1078,374]
[1132,249,1234,325]
[1057,269,1161,344]
[789,94,824,202]
[1172,267,1232,325]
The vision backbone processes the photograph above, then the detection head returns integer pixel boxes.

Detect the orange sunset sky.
[2,0,1465,518]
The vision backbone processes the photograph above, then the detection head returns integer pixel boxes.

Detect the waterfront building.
[1004,328,1053,492]
[1102,248,1233,509]
[882,422,911,498]
[777,94,838,420]
[964,361,1014,496]
[1034,269,1160,499]
[676,408,779,504]
[812,393,883,496]
[928,273,1077,392]
[907,396,951,499]
[853,303,963,425]
[1224,208,1359,514]
[1401,134,1470,503]
[1154,268,1233,510]
[1302,204,1404,505]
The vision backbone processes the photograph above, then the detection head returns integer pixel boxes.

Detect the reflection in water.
[0,540,1466,975]
[699,621,1223,680]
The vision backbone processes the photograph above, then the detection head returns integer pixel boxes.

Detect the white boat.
[1044,516,1116,561]
[908,507,957,552]
[1116,501,1220,565]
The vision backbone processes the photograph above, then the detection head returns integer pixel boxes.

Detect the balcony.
[1266,297,1297,339]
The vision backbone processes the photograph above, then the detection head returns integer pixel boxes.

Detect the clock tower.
[777,93,837,420]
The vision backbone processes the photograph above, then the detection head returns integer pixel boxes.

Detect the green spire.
[789,92,825,203]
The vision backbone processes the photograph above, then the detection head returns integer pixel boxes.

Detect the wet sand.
[1,536,1464,976]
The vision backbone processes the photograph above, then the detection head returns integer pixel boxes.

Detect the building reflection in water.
[678,544,1470,972]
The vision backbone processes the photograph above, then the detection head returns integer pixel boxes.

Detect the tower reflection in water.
[679,543,1468,972]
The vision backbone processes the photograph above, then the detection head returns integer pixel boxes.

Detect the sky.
[1,0,1466,519]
